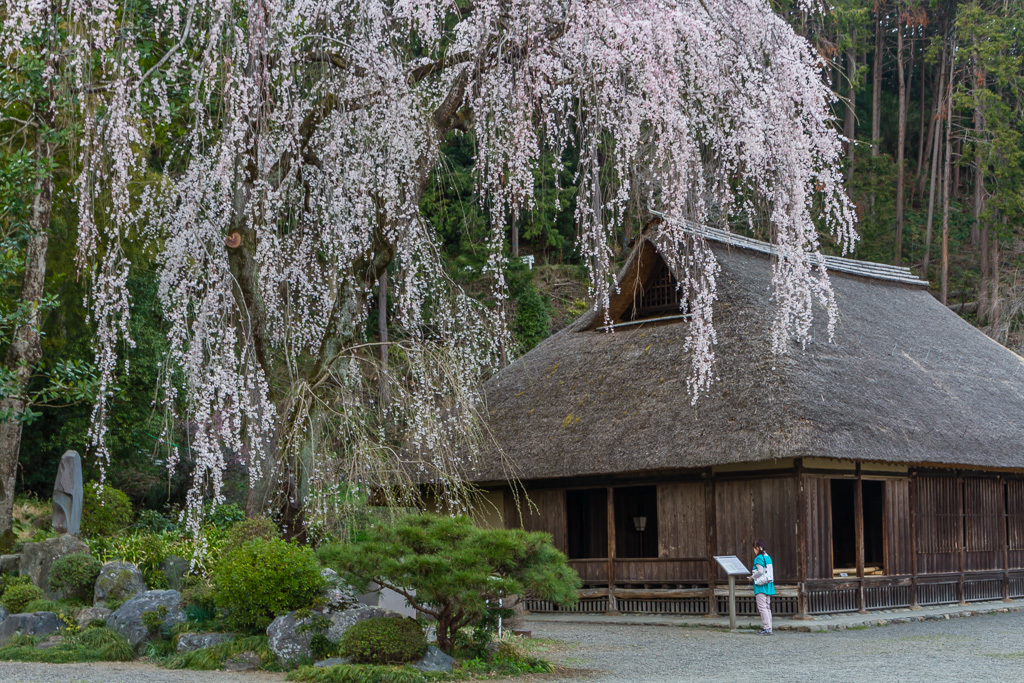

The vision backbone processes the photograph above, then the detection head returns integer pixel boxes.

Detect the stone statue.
[52,451,83,536]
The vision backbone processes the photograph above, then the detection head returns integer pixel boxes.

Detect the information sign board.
[713,555,750,576]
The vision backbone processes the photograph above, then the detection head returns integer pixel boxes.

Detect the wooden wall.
[884,479,912,575]
[804,477,833,579]
[656,481,706,559]
[714,477,797,582]
[510,488,568,554]
[914,475,962,573]
[964,477,1003,571]
[1009,479,1024,568]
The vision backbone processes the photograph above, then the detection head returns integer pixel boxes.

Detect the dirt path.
[525,610,1024,682]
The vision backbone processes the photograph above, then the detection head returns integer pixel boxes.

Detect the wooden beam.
[706,469,718,616]
[606,486,617,613]
[795,459,810,619]
[909,472,919,608]
[958,471,966,605]
[855,464,867,613]
[1002,475,1011,601]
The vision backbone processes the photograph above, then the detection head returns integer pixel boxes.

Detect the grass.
[0,627,134,663]
[160,634,279,670]
[289,664,443,683]
[11,495,52,544]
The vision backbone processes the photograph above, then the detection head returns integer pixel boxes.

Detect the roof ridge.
[649,211,929,287]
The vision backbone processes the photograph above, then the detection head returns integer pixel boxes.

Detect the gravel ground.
[526,610,1024,682]
[0,662,286,682]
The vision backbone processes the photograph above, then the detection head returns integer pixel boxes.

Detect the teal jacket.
[752,553,775,596]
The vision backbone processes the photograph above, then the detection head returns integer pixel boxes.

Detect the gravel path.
[527,610,1024,682]
[0,662,286,683]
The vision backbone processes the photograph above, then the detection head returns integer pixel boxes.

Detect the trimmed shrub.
[319,513,580,653]
[212,538,324,633]
[2,582,44,613]
[338,617,425,665]
[225,517,280,547]
[49,552,102,603]
[81,483,133,538]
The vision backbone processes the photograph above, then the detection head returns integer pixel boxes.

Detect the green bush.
[319,513,580,653]
[212,538,325,633]
[48,552,102,603]
[225,517,280,547]
[338,617,425,665]
[81,483,134,538]
[2,582,44,613]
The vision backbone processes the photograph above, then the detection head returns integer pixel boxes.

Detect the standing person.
[750,540,775,635]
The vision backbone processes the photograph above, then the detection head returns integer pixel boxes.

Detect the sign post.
[713,555,750,630]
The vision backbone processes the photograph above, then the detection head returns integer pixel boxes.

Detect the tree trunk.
[895,9,907,265]
[940,50,954,306]
[918,60,941,200]
[0,136,53,545]
[378,270,389,407]
[872,7,885,157]
[915,56,927,198]
[844,36,857,177]
[923,52,946,278]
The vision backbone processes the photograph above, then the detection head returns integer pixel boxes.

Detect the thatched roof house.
[478,222,1024,618]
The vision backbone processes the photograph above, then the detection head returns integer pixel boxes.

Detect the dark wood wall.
[885,479,912,575]
[804,477,833,580]
[656,481,706,559]
[713,477,797,582]
[504,467,1024,588]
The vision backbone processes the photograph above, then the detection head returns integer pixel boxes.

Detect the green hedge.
[212,538,324,633]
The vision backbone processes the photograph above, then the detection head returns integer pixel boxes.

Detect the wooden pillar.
[1002,476,1011,602]
[958,472,967,605]
[909,471,920,609]
[606,486,617,613]
[795,459,810,619]
[705,470,718,616]
[855,464,867,613]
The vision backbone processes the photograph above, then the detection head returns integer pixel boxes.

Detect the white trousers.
[755,593,772,631]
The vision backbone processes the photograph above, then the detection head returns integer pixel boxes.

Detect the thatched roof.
[475,228,1024,483]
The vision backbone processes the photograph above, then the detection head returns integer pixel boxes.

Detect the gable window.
[628,258,683,320]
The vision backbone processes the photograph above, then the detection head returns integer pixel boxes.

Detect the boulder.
[159,555,190,591]
[223,650,261,672]
[51,450,83,536]
[19,535,90,598]
[0,612,61,646]
[0,607,7,623]
[176,631,236,653]
[412,645,454,673]
[0,554,20,575]
[267,606,401,665]
[106,590,185,652]
[75,606,112,630]
[320,569,359,611]
[94,561,147,606]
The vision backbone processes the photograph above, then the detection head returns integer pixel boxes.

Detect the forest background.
[1,0,1022,512]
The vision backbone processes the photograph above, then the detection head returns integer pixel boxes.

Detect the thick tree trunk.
[0,138,53,544]
[895,11,907,265]
[872,8,884,157]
